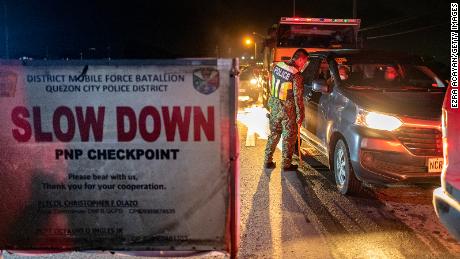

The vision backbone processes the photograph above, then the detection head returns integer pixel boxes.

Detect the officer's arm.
[293,73,304,124]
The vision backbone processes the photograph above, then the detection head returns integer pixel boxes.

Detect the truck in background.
[260,17,361,107]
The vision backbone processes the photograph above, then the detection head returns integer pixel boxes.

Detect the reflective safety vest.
[271,62,299,101]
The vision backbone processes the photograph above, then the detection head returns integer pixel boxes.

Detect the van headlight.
[356,110,402,131]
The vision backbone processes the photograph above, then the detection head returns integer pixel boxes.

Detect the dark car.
[301,49,447,194]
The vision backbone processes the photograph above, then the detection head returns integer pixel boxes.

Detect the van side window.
[313,58,336,87]
[302,58,321,86]
[317,59,332,82]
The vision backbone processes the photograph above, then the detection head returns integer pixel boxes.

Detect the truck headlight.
[356,110,402,131]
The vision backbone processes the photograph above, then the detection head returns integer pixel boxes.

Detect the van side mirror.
[312,79,331,93]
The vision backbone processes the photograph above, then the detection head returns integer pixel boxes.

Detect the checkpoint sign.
[0,59,238,254]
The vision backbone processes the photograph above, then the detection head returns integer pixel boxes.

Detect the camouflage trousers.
[264,97,298,168]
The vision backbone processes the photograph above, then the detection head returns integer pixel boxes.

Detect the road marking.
[245,128,256,147]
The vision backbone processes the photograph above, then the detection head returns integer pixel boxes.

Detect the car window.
[302,58,321,85]
[339,63,446,90]
[316,59,332,82]
[306,58,329,102]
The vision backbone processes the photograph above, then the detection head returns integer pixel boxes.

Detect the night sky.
[0,0,452,66]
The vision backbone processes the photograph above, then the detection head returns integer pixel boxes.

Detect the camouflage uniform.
[264,62,304,168]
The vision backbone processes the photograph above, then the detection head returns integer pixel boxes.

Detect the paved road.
[237,112,332,259]
[237,102,460,258]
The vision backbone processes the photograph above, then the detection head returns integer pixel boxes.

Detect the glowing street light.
[243,37,257,61]
[244,38,252,46]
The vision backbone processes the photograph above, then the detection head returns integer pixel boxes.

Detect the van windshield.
[338,63,446,90]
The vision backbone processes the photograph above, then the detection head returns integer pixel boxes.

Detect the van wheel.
[333,139,362,195]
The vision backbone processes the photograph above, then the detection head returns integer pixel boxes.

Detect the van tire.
[333,139,362,195]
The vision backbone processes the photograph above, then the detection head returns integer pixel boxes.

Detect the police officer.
[264,49,308,171]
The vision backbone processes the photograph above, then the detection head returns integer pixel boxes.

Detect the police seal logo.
[0,70,17,97]
[193,68,219,95]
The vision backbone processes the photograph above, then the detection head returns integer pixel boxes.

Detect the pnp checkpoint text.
[55,148,180,160]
